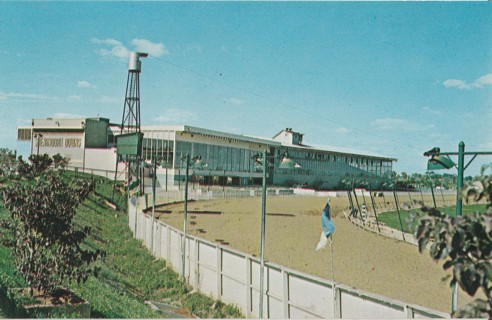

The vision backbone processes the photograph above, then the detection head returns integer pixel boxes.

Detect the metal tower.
[121,52,148,134]
[112,52,148,200]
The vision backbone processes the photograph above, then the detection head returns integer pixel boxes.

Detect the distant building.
[18,118,396,189]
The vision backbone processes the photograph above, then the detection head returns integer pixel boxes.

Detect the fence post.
[369,190,381,233]
[194,238,200,289]
[159,222,164,258]
[216,246,222,299]
[403,305,414,318]
[333,286,341,318]
[166,225,171,261]
[156,222,162,258]
[134,197,138,238]
[245,256,252,318]
[282,268,289,318]
[392,190,406,241]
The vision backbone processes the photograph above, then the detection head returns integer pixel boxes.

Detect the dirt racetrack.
[157,195,475,313]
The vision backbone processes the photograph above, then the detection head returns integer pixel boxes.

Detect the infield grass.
[377,203,487,234]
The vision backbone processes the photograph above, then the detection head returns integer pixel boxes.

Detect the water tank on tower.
[128,52,148,73]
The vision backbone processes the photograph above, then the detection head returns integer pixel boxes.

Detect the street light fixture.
[423,141,492,313]
[278,152,302,169]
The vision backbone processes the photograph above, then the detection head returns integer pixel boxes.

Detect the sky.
[1,2,491,176]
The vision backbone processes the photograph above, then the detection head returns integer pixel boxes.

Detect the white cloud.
[92,37,167,59]
[132,38,168,57]
[53,112,86,118]
[97,47,129,59]
[335,127,349,134]
[421,106,441,115]
[98,95,120,104]
[156,108,196,123]
[474,73,492,88]
[443,73,492,90]
[443,79,471,90]
[90,38,122,46]
[371,117,431,132]
[92,37,129,59]
[227,98,245,106]
[77,80,96,89]
[68,95,82,100]
[0,91,59,101]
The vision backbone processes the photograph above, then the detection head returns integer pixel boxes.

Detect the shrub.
[52,153,69,169]
[414,168,491,318]
[0,148,17,178]
[1,171,101,295]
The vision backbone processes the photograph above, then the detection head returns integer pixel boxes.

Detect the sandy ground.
[157,194,474,313]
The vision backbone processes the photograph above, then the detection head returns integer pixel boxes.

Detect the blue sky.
[1,2,491,175]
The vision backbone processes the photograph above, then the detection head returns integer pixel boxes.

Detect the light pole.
[182,154,190,282]
[145,157,172,256]
[253,151,300,318]
[33,133,43,155]
[259,151,267,319]
[151,159,157,255]
[424,142,492,313]
[181,154,207,283]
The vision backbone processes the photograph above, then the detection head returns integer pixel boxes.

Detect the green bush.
[414,171,492,318]
[2,171,101,295]
[182,292,242,318]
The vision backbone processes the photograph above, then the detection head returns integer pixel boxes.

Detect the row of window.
[140,137,393,177]
[141,138,174,161]
[285,149,384,166]
[174,141,260,172]
[17,128,32,141]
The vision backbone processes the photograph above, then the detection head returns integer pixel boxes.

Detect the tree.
[52,153,69,169]
[1,170,101,295]
[413,167,492,317]
[0,148,17,180]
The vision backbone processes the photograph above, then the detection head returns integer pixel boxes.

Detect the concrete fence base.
[128,195,448,319]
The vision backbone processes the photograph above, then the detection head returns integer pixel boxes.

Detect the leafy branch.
[414,168,492,318]
[1,163,101,295]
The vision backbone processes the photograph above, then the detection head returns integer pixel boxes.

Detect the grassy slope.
[377,203,487,233]
[0,200,26,318]
[0,173,242,318]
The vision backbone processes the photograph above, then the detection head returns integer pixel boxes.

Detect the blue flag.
[321,201,335,237]
[316,200,335,251]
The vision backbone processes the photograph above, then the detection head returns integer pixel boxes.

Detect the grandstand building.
[18,118,396,189]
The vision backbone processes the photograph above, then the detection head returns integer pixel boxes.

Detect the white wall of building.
[84,148,118,171]
[34,131,85,166]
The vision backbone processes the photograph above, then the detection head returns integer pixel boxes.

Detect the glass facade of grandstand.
[142,133,262,172]
[140,128,394,188]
